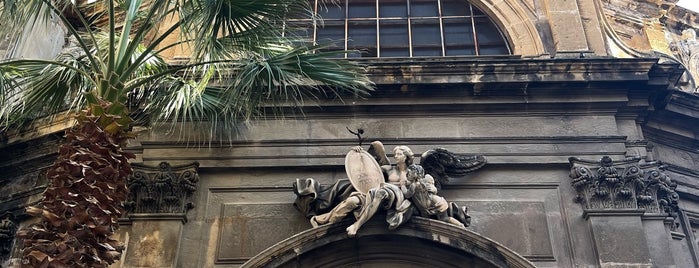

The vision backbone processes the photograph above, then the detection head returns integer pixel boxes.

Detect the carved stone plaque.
[345,149,383,194]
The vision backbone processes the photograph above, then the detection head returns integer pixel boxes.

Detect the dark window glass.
[410,0,439,17]
[472,5,485,15]
[379,0,407,18]
[348,0,376,18]
[443,18,473,46]
[316,24,345,47]
[318,2,346,19]
[479,46,509,55]
[348,21,377,56]
[474,17,502,44]
[412,19,441,56]
[441,0,469,16]
[411,19,440,48]
[291,0,510,57]
[445,47,475,56]
[379,20,409,57]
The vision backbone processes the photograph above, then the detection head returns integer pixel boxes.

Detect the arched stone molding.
[242,217,536,268]
[468,0,547,56]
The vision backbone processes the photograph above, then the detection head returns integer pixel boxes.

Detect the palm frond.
[222,44,372,119]
[0,55,94,129]
[180,0,313,60]
[138,75,230,144]
[1,0,374,141]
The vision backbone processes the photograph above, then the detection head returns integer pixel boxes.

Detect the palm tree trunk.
[18,100,134,268]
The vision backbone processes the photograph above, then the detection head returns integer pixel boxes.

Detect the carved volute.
[569,156,680,225]
[124,162,200,216]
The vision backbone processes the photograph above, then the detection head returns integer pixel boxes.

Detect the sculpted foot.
[346,224,358,237]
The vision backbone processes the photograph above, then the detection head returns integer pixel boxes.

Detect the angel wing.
[420,148,486,190]
[366,140,390,166]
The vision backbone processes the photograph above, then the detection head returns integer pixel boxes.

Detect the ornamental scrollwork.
[124,162,200,215]
[569,156,679,221]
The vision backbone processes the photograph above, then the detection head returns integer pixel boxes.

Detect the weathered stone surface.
[116,218,185,268]
[642,215,676,267]
[544,0,589,51]
[467,201,554,260]
[125,162,200,215]
[1,1,699,266]
[242,216,535,268]
[585,211,653,267]
[216,203,310,262]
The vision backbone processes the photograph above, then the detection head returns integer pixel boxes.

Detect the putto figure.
[404,164,465,228]
[294,140,486,236]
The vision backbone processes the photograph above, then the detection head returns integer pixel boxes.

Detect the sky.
[677,0,699,13]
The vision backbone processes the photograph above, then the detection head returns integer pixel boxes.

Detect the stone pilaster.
[569,156,680,267]
[118,162,199,268]
[584,209,651,267]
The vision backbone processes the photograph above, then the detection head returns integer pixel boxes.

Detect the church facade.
[2,0,699,267]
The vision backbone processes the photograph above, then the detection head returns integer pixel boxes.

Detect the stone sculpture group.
[293,140,486,236]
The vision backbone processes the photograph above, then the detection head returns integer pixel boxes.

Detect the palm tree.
[0,0,373,267]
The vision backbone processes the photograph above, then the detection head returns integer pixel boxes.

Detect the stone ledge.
[359,57,660,84]
[583,209,646,219]
[119,213,188,224]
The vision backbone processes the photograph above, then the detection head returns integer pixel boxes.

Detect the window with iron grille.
[288,0,511,57]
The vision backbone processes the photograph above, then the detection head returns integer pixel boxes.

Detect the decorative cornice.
[360,57,660,85]
[124,162,200,216]
[569,156,680,227]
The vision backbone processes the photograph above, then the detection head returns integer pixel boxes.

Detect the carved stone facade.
[569,156,680,220]
[603,0,699,93]
[1,0,699,267]
[124,162,200,216]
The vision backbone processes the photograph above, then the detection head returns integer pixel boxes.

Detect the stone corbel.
[123,162,200,222]
[569,156,680,226]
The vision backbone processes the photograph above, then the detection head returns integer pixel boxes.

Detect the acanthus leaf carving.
[124,162,199,215]
[569,156,680,227]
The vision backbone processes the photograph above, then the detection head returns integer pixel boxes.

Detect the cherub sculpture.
[404,164,465,228]
[293,140,485,236]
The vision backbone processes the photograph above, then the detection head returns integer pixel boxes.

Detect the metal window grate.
[288,0,511,58]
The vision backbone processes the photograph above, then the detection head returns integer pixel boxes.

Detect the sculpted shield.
[345,149,383,193]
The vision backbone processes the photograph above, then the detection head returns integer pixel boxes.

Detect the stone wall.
[109,58,694,267]
[1,0,699,267]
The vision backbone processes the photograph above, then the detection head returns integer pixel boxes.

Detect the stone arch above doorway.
[467,0,546,56]
[242,217,535,268]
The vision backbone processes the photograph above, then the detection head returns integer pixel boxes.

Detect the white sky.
[677,0,699,13]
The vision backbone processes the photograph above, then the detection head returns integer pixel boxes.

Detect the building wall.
[1,0,699,268]
[114,58,694,267]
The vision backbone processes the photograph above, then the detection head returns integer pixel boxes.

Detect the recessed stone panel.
[465,201,554,260]
[216,203,309,262]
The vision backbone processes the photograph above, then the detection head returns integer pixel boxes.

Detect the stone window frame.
[287,0,511,58]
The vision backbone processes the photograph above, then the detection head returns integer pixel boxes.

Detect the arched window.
[288,0,511,57]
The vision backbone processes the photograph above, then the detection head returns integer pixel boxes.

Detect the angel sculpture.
[292,141,486,236]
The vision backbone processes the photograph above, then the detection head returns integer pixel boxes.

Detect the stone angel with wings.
[293,141,486,236]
